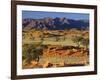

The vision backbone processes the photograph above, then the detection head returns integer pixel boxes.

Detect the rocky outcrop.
[43,45,89,57]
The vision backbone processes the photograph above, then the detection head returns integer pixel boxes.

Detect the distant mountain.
[22,17,89,30]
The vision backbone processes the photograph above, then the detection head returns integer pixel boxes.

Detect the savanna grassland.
[22,29,89,69]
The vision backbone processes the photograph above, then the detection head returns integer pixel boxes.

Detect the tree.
[23,45,33,64]
[81,38,89,50]
[63,32,66,41]
[40,30,45,44]
[23,44,43,64]
[72,36,83,48]
[32,46,43,62]
[63,29,68,41]
[40,34,44,44]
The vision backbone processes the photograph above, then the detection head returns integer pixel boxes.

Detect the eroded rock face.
[43,45,89,57]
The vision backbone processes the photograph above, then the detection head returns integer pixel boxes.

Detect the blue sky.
[22,11,89,20]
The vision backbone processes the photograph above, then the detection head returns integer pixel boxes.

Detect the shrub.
[72,36,83,48]
[22,44,43,64]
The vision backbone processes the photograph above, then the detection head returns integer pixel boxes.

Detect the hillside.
[22,17,89,30]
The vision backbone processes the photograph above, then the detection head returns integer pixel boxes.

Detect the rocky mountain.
[22,17,89,30]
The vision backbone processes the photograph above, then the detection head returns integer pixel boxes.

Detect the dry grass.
[22,30,89,69]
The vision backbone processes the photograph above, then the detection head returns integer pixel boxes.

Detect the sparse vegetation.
[22,15,90,68]
[22,29,89,69]
[72,35,83,48]
[23,44,43,64]
[81,38,89,50]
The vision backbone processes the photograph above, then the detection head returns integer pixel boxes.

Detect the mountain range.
[22,17,89,30]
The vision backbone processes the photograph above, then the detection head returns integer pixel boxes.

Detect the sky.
[22,11,89,20]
